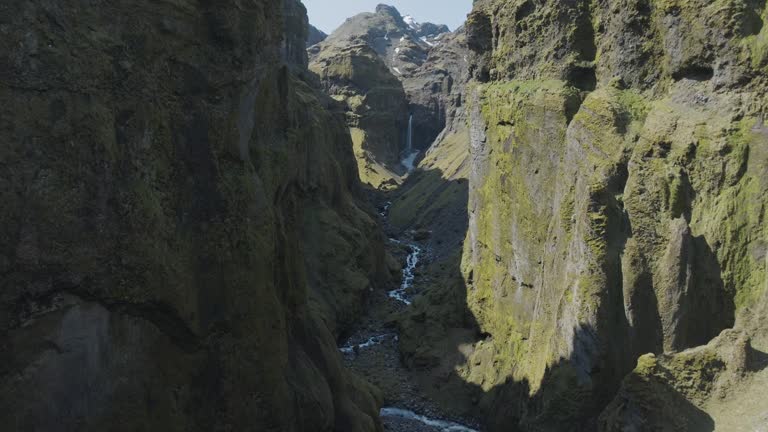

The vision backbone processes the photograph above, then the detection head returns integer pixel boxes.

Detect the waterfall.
[406,114,413,155]
[402,114,418,171]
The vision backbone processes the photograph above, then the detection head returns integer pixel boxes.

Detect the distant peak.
[375,7,451,37]
[403,14,419,31]
[375,4,402,18]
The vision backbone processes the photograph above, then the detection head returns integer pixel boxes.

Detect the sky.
[302,0,474,34]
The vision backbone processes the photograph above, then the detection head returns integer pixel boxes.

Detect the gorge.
[1,1,767,432]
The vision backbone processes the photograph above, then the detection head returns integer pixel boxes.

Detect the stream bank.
[338,200,481,432]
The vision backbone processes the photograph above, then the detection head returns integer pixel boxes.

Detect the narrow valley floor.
[338,207,481,432]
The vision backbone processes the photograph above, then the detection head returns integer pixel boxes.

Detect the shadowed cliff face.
[0,1,388,431]
[307,24,328,47]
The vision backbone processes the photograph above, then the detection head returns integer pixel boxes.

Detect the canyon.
[1,1,767,432]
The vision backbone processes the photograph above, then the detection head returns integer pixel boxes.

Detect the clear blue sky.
[302,0,474,34]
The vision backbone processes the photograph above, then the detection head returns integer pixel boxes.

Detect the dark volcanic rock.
[308,24,328,47]
[455,0,768,431]
[308,4,465,188]
[0,1,388,431]
[402,27,471,154]
[413,22,451,39]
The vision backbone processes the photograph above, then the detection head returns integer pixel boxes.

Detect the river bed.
[337,203,481,432]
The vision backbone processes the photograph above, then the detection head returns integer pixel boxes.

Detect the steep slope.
[0,1,389,431]
[390,27,472,232]
[309,4,458,189]
[319,4,447,75]
[307,24,328,47]
[309,41,409,188]
[400,28,472,169]
[454,0,768,430]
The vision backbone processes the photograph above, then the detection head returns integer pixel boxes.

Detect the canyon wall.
[308,5,462,189]
[0,1,387,431]
[309,6,411,188]
[2,1,767,430]
[459,0,768,430]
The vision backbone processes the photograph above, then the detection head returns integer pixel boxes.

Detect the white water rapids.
[380,201,392,217]
[380,408,480,432]
[337,195,479,431]
[339,334,398,355]
[388,243,421,305]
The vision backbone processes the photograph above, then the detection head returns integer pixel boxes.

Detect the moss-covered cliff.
[309,42,409,188]
[308,5,464,190]
[0,1,388,431]
[386,28,477,406]
[459,0,768,429]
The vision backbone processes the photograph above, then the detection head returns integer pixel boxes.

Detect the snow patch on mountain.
[403,14,419,31]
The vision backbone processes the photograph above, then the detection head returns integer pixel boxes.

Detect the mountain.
[2,0,767,431]
[307,24,328,47]
[308,4,460,189]
[403,15,451,41]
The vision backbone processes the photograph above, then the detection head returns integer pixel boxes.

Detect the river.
[337,201,480,432]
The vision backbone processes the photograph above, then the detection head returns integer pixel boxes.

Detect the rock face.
[401,27,471,165]
[383,25,480,419]
[309,4,459,188]
[454,0,768,430]
[307,24,328,47]
[0,1,388,431]
[310,40,409,187]
[3,1,766,431]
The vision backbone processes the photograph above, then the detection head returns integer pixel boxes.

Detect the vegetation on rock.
[2,1,767,431]
[0,1,388,431]
[454,0,768,430]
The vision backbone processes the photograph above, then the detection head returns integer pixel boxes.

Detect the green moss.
[559,192,576,235]
[573,88,648,161]
[389,127,470,228]
[741,18,768,69]
[689,119,768,310]
[634,353,659,377]
[651,0,768,79]
[667,170,689,218]
[458,0,768,429]
[465,79,585,391]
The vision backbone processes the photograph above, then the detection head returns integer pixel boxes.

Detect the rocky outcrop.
[602,266,768,432]
[599,328,760,431]
[309,42,408,188]
[455,0,768,430]
[282,0,310,68]
[406,19,450,41]
[309,4,459,188]
[401,27,471,163]
[307,24,328,47]
[0,1,388,431]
